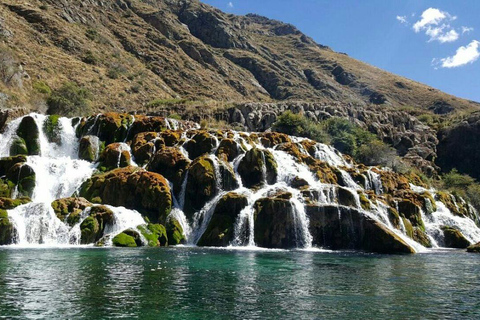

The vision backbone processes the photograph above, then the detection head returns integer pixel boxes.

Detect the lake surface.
[0,247,478,319]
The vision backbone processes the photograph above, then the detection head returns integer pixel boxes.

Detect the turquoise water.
[0,247,479,319]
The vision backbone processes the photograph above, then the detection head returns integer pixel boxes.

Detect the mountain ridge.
[0,0,478,114]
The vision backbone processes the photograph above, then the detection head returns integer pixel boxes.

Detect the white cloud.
[462,26,474,34]
[228,2,233,8]
[396,15,408,25]
[413,8,448,32]
[413,8,459,43]
[426,28,459,43]
[439,40,480,68]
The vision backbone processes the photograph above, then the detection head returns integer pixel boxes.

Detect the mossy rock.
[79,167,172,223]
[147,146,190,195]
[160,130,182,146]
[198,192,248,247]
[238,148,276,188]
[337,187,357,207]
[309,160,339,185]
[219,161,239,191]
[397,199,424,231]
[358,192,371,210]
[78,135,100,162]
[112,232,138,247]
[9,137,28,156]
[0,209,15,245]
[184,156,216,218]
[184,131,217,160]
[138,224,168,247]
[253,194,297,248]
[388,206,401,229]
[0,155,27,177]
[51,197,92,226]
[259,132,292,148]
[306,205,415,254]
[216,138,242,162]
[131,132,161,166]
[76,113,135,144]
[43,115,62,144]
[15,116,40,155]
[442,226,471,248]
[467,242,480,253]
[0,197,31,210]
[5,163,36,198]
[166,217,185,245]
[99,143,131,170]
[412,227,432,248]
[80,205,114,244]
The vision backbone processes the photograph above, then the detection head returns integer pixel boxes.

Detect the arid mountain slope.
[0,0,478,114]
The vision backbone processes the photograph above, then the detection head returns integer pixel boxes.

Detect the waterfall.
[2,113,480,251]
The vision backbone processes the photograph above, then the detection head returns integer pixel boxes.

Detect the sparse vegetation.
[146,98,189,108]
[46,82,92,117]
[272,112,396,166]
[32,81,51,95]
[441,169,480,210]
[82,51,99,65]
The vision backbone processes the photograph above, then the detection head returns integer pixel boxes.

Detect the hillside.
[0,0,479,114]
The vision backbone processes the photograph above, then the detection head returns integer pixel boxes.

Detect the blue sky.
[201,0,480,102]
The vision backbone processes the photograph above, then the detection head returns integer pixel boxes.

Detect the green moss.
[166,218,185,245]
[0,209,15,245]
[112,232,137,247]
[359,193,371,210]
[139,223,168,247]
[80,216,99,244]
[43,115,62,144]
[0,197,31,210]
[10,137,28,156]
[32,81,52,95]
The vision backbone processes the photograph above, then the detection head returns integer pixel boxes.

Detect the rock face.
[442,226,471,249]
[11,116,40,156]
[79,167,172,223]
[198,192,248,246]
[253,193,297,248]
[437,115,480,179]
[238,148,277,188]
[184,156,217,217]
[306,205,415,254]
[80,205,114,244]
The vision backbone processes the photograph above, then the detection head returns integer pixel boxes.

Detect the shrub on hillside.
[272,111,328,143]
[46,82,92,117]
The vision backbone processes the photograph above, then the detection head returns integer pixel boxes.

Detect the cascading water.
[1,114,145,246]
[2,113,480,251]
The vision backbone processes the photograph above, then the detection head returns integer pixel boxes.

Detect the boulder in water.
[238,148,277,188]
[166,217,185,245]
[130,132,164,166]
[138,224,168,247]
[43,115,62,144]
[467,242,480,253]
[253,192,299,248]
[0,209,15,245]
[198,192,248,246]
[307,205,415,254]
[80,205,114,244]
[5,163,36,198]
[442,226,471,248]
[76,113,134,144]
[0,197,31,210]
[112,231,139,247]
